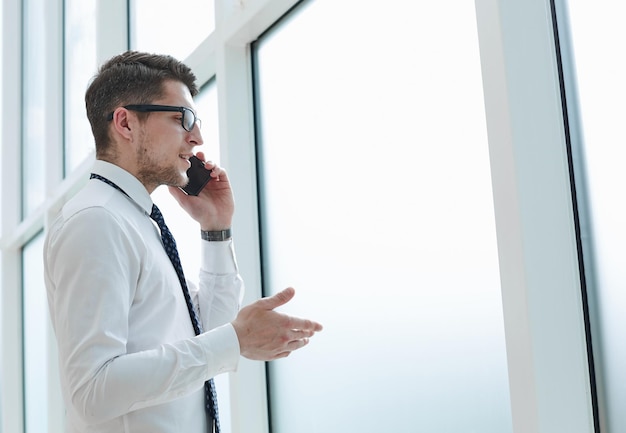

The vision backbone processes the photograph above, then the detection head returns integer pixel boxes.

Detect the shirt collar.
[91,160,154,215]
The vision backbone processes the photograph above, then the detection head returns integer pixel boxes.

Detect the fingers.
[279,337,312,359]
[287,316,324,333]
[206,163,225,180]
[268,334,312,361]
[193,152,226,180]
[257,287,296,310]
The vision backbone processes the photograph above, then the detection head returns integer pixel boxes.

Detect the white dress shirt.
[44,160,243,433]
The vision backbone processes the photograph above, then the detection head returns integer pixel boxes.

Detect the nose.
[187,122,204,147]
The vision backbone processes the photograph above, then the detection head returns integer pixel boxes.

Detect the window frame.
[0,0,598,431]
[475,0,595,430]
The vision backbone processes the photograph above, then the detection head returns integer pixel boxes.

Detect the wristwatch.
[200,228,232,241]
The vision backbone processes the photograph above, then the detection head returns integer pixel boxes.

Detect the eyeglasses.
[107,104,202,132]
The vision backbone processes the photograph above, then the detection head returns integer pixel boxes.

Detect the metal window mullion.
[214,35,269,433]
[1,0,25,431]
[475,0,595,431]
[96,0,129,66]
[43,1,66,430]
[219,0,302,45]
[185,33,217,85]
[550,0,605,430]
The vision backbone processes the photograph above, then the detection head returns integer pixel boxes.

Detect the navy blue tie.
[149,204,220,433]
[91,173,220,433]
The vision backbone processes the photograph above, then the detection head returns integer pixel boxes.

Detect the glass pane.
[22,232,48,433]
[131,0,215,60]
[254,2,512,433]
[22,0,47,217]
[64,0,98,172]
[564,1,626,430]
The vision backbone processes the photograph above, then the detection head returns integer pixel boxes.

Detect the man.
[44,50,322,433]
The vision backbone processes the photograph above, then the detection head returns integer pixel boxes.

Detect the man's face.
[134,80,203,192]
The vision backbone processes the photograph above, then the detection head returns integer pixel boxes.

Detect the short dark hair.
[85,51,198,156]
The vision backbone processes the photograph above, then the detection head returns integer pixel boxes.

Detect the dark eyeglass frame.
[106,104,201,132]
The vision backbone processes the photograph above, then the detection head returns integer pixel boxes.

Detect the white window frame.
[475,0,595,431]
[0,0,597,432]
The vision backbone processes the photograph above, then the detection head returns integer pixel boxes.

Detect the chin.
[161,171,188,189]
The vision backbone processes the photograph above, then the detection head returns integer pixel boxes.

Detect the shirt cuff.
[198,323,240,378]
[201,239,238,274]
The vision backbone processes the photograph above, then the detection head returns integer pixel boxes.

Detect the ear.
[110,107,135,142]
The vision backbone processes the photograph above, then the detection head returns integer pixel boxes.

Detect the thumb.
[259,287,296,310]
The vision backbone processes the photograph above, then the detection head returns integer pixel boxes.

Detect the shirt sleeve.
[191,239,245,332]
[45,207,240,425]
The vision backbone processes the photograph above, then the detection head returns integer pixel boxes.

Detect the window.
[1,1,599,432]
[22,232,48,432]
[130,0,215,60]
[64,0,98,172]
[22,0,47,217]
[253,1,512,431]
[561,0,626,430]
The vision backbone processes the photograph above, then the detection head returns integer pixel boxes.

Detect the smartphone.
[181,155,212,196]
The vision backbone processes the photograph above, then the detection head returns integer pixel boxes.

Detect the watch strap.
[201,228,232,242]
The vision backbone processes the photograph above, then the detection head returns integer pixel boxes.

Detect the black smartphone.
[181,155,212,196]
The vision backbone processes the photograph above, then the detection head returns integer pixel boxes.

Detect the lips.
[179,154,192,167]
